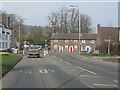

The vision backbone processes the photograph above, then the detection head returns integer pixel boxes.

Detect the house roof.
[80,34,97,40]
[51,33,97,40]
[51,33,79,40]
[98,26,119,39]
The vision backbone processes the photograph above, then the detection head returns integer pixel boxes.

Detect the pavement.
[1,51,119,89]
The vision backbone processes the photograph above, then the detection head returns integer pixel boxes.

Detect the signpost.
[44,40,48,56]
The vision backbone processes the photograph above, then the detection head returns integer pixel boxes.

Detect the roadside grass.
[104,58,120,63]
[80,52,115,56]
[0,54,22,75]
[80,52,120,63]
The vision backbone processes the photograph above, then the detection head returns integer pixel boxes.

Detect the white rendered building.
[0,23,12,51]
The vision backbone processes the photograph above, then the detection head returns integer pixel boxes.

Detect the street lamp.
[69,5,81,54]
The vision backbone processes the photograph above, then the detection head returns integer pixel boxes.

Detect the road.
[2,51,119,89]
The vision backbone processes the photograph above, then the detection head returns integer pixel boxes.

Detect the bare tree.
[81,13,92,33]
[47,7,93,33]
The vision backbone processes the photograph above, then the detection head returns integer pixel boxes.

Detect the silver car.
[28,46,40,58]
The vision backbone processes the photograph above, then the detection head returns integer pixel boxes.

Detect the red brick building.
[96,24,119,54]
[80,34,97,53]
[50,33,97,53]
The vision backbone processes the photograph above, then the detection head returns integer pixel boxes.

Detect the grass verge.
[103,58,120,63]
[0,54,22,77]
[80,53,120,63]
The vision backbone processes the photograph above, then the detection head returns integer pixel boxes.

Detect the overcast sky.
[1,1,118,32]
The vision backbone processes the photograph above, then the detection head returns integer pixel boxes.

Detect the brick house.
[80,34,97,53]
[50,33,97,53]
[50,33,79,53]
[96,24,119,54]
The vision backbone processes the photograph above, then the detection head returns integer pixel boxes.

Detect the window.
[65,45,68,50]
[2,33,4,40]
[6,42,8,48]
[0,42,1,48]
[81,46,86,51]
[65,40,69,43]
[54,45,58,50]
[54,40,58,43]
[6,34,8,40]
[2,42,5,49]
[0,33,2,40]
[82,40,85,43]
[91,40,95,44]
[74,40,78,43]
[74,45,78,50]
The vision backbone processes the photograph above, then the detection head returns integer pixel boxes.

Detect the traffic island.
[1,53,23,77]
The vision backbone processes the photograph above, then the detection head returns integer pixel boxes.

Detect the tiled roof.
[80,34,97,40]
[51,33,79,40]
[51,33,97,40]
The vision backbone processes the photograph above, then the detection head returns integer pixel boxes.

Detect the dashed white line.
[25,72,28,74]
[75,66,96,75]
[29,72,32,74]
[19,70,22,73]
[93,83,118,87]
[59,59,63,62]
[39,69,48,73]
[79,75,100,78]
[48,69,55,73]
[65,62,71,65]
[113,80,120,83]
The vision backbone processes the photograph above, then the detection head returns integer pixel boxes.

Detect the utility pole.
[108,39,110,55]
[78,8,81,54]
[69,5,81,54]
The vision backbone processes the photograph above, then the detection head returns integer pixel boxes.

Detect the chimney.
[7,17,10,27]
[97,24,100,33]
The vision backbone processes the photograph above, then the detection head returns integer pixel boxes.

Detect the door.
[69,46,73,53]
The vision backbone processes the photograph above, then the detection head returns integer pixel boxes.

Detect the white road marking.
[39,69,48,73]
[29,71,32,74]
[93,83,118,87]
[48,69,55,73]
[64,62,71,65]
[59,59,63,62]
[79,75,100,78]
[19,70,22,73]
[75,66,96,75]
[25,72,28,74]
[81,80,93,88]
[113,80,120,83]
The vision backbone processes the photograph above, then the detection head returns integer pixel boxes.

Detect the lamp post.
[69,5,81,54]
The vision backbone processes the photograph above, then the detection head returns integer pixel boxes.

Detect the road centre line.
[48,69,55,73]
[25,72,28,74]
[39,69,48,73]
[79,75,100,78]
[113,80,120,83]
[64,62,71,65]
[75,66,96,75]
[29,72,32,74]
[59,59,63,62]
[93,83,118,87]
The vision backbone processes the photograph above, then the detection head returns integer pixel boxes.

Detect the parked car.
[28,46,40,58]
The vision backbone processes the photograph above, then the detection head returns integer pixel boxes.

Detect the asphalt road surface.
[2,51,119,88]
